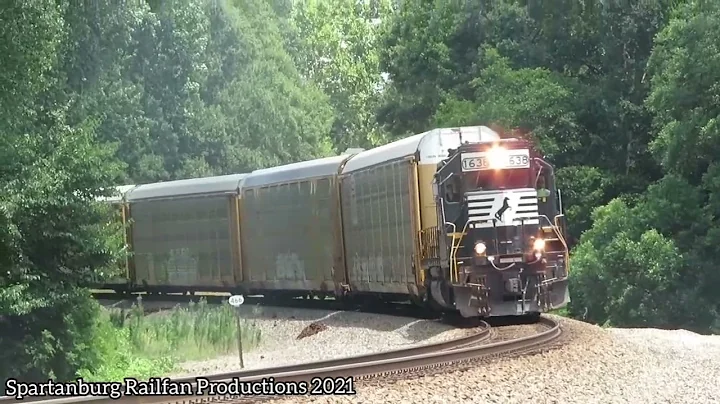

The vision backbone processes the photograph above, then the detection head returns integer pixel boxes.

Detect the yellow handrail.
[449,221,470,283]
[553,216,570,274]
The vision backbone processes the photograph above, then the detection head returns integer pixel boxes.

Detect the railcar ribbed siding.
[241,177,338,292]
[340,159,415,294]
[130,195,236,287]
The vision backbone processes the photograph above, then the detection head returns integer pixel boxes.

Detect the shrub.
[79,298,261,381]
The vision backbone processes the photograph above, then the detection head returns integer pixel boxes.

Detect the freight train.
[99,125,570,318]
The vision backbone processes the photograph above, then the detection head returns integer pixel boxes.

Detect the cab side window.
[536,174,551,200]
[444,176,462,203]
[535,169,558,219]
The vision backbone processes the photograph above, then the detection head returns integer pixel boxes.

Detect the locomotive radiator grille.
[466,188,540,229]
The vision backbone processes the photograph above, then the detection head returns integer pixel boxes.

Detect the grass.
[80,298,262,382]
[549,307,570,317]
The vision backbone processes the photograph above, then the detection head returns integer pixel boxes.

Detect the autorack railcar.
[238,154,359,299]
[123,174,248,293]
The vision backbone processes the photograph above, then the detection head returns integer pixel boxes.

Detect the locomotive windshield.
[463,168,532,191]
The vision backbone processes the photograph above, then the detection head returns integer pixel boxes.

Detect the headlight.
[487,146,508,169]
[533,238,545,251]
[474,242,487,255]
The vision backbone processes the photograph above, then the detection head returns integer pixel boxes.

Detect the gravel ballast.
[270,315,720,404]
[169,305,470,378]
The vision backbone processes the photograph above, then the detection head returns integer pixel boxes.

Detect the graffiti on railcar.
[351,255,385,282]
[276,252,305,280]
[165,248,199,284]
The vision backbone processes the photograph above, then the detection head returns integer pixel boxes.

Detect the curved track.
[1,317,561,404]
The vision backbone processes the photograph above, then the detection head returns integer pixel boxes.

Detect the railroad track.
[1,317,561,404]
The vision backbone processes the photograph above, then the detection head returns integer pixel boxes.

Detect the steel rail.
[2,317,561,404]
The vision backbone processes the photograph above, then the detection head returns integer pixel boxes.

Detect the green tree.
[56,0,336,184]
[378,0,676,239]
[568,185,711,331]
[569,0,720,330]
[60,0,151,183]
[0,0,124,382]
[377,0,720,332]
[285,0,392,150]
[202,0,335,172]
[646,0,720,182]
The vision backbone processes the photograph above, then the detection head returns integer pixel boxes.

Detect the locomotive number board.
[460,149,530,172]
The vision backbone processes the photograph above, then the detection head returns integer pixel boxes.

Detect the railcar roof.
[127,173,248,201]
[242,155,352,188]
[341,125,501,173]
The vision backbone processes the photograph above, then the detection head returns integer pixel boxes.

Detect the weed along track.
[2,317,561,404]
[92,292,452,320]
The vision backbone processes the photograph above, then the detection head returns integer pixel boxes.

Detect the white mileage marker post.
[228,294,245,368]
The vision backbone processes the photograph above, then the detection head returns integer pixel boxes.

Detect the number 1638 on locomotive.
[460,149,531,172]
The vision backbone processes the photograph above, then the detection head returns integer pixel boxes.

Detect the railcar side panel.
[330,172,349,291]
[418,163,440,234]
[125,202,137,288]
[130,195,236,288]
[340,159,416,295]
[231,196,244,284]
[119,203,134,286]
[241,177,339,293]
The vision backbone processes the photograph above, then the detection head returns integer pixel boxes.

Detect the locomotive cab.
[424,137,570,318]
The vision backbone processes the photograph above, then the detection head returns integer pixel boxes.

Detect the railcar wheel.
[426,295,449,313]
[429,277,454,311]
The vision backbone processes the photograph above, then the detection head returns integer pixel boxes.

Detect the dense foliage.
[376,0,720,332]
[0,0,124,383]
[1,0,719,382]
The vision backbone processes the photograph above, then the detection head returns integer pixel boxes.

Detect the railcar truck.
[421,134,570,318]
